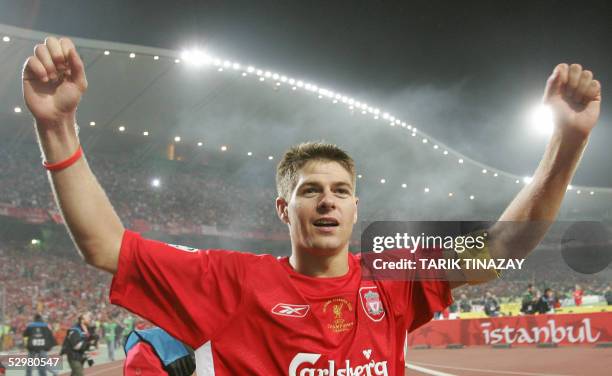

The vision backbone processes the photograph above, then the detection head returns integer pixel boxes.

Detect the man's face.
[276,160,358,256]
[82,312,92,326]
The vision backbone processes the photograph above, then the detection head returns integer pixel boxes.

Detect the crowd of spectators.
[1,142,283,233]
[0,242,140,351]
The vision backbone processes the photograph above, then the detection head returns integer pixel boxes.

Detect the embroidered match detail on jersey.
[271,303,310,318]
[359,286,386,322]
[323,297,354,333]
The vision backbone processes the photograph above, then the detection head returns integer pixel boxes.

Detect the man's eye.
[304,188,318,194]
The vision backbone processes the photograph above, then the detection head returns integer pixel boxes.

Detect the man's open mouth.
[313,218,339,227]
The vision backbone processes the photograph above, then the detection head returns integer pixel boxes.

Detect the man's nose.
[317,191,337,211]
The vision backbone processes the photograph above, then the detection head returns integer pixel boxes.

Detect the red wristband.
[43,145,83,171]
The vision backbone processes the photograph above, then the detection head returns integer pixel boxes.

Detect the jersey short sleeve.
[110,230,247,349]
[378,247,453,333]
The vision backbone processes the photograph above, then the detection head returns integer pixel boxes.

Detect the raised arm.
[23,37,123,273]
[490,63,601,260]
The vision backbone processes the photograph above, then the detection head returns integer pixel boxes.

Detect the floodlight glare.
[151,178,161,188]
[181,49,211,66]
[529,104,554,135]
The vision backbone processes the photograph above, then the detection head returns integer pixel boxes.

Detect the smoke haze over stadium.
[0,0,610,189]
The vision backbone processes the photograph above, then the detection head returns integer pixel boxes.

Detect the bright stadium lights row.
[2,35,606,197]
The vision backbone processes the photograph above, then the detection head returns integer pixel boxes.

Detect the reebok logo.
[272,303,310,318]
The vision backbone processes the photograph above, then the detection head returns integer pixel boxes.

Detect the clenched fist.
[22,37,87,126]
[543,63,601,138]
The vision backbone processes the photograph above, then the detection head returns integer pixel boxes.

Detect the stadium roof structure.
[1,22,611,219]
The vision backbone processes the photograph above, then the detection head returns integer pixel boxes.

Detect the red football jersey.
[110,230,451,375]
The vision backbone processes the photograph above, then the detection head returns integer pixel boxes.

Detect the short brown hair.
[276,141,356,200]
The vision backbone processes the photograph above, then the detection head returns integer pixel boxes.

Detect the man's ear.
[353,196,359,224]
[276,197,290,224]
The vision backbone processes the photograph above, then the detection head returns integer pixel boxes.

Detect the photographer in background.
[483,291,501,317]
[61,312,96,376]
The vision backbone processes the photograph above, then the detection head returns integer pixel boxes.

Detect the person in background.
[604,285,612,305]
[573,284,584,306]
[483,291,501,317]
[23,314,57,376]
[101,314,117,361]
[458,293,472,313]
[537,288,556,314]
[124,327,195,376]
[61,312,94,376]
[521,284,538,314]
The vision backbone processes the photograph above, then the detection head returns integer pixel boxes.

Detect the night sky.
[1,0,610,185]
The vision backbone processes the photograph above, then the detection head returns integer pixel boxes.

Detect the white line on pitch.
[406,363,458,376]
[410,361,573,376]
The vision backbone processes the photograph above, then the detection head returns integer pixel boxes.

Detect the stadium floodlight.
[174,59,181,64]
[529,104,554,135]
[458,158,464,164]
[221,145,228,151]
[2,36,10,42]
[590,191,594,195]
[523,176,533,184]
[268,156,274,160]
[422,138,428,144]
[493,173,498,177]
[181,49,211,66]
[424,187,430,193]
[469,195,475,200]
[174,136,181,142]
[443,150,448,155]
[482,169,487,174]
[576,190,581,195]
[515,179,520,184]
[380,179,386,184]
[401,183,407,188]
[103,50,110,55]
[357,174,363,179]
[247,152,253,156]
[129,52,136,59]
[197,142,203,147]
[448,192,454,197]
[151,178,161,188]
[118,126,126,132]
[89,121,96,127]
[143,131,149,136]
[14,107,21,113]
[31,239,40,245]
[259,77,265,82]
[153,55,159,60]
[241,72,247,77]
[567,185,573,191]
[247,66,255,73]
[433,145,439,149]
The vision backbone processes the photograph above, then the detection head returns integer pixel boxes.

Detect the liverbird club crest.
[359,286,386,321]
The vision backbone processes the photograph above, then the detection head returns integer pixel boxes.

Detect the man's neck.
[289,248,349,278]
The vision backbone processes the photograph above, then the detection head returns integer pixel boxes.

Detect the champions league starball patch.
[359,286,385,322]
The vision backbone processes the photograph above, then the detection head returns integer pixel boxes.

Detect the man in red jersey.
[22,36,601,375]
